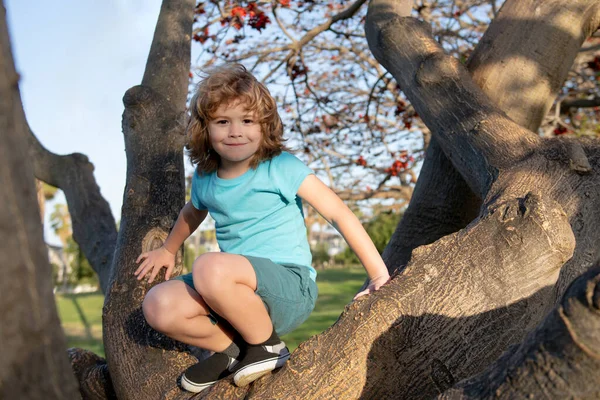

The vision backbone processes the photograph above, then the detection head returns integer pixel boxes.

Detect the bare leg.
[142,280,235,352]
[193,253,273,344]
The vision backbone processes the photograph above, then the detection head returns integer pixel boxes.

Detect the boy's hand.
[134,246,176,283]
[353,273,390,300]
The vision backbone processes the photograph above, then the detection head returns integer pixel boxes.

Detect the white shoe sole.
[233,353,290,387]
[180,374,215,393]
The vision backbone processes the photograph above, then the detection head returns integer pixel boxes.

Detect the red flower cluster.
[356,156,367,167]
[290,60,309,81]
[394,101,406,116]
[193,27,211,44]
[553,125,568,135]
[249,12,270,32]
[587,56,600,72]
[231,6,247,18]
[385,152,414,176]
[195,3,206,15]
[218,3,271,32]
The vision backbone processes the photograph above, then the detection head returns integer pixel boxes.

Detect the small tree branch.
[293,0,368,50]
[27,129,117,294]
[560,96,600,113]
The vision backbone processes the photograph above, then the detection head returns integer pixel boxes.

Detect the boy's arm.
[135,201,207,282]
[297,175,390,297]
[163,201,208,254]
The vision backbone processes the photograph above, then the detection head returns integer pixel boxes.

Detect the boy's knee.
[142,287,175,333]
[193,253,228,299]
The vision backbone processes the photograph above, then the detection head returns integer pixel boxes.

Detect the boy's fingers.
[134,259,150,275]
[136,253,147,264]
[148,266,162,283]
[165,265,174,281]
[136,260,154,279]
[136,264,149,280]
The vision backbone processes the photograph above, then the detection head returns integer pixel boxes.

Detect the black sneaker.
[232,341,290,387]
[180,352,239,393]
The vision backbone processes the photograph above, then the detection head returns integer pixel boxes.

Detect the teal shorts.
[173,255,318,336]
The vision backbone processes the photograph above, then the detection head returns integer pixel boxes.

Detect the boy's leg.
[143,279,245,393]
[192,253,274,344]
[142,280,234,352]
[193,253,291,387]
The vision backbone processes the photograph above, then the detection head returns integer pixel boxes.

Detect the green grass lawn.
[55,266,366,357]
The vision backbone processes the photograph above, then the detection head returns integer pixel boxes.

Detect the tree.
[0,2,79,397]
[3,0,600,399]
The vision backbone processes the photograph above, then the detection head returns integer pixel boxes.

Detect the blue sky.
[6,0,165,244]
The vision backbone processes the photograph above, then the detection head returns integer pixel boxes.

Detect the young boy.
[135,64,390,392]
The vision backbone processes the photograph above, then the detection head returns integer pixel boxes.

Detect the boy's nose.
[228,124,243,137]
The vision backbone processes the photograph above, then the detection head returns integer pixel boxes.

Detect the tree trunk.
[0,1,79,398]
[100,0,196,399]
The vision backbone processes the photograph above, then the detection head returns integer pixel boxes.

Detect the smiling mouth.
[225,143,247,146]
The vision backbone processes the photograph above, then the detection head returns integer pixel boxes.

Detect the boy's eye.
[215,120,228,124]
[243,119,255,124]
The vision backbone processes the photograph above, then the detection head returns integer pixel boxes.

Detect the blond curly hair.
[187,63,288,173]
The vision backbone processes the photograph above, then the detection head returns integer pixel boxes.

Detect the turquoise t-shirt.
[191,152,316,280]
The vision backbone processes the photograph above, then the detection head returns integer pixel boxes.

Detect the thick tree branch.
[371,0,600,274]
[382,139,480,272]
[27,129,116,294]
[365,0,540,198]
[142,0,194,110]
[439,266,600,399]
[203,193,575,398]
[468,0,600,132]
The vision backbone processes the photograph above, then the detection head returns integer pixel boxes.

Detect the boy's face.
[208,101,262,172]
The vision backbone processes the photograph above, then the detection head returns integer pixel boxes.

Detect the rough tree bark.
[438,266,600,399]
[0,2,79,398]
[5,0,600,398]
